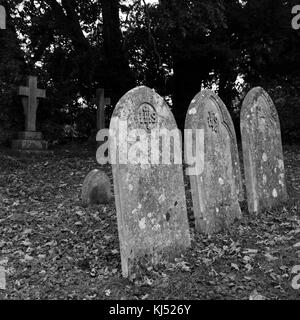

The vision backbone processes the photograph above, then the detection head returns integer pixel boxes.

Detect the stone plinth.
[17,131,43,140]
[12,131,48,153]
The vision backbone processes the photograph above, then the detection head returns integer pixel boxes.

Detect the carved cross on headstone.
[0,5,6,29]
[96,88,111,131]
[18,76,46,132]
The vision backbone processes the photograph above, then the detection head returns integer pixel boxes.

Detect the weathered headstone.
[12,76,48,153]
[0,5,6,30]
[241,87,288,214]
[110,86,191,278]
[185,90,242,234]
[81,169,112,206]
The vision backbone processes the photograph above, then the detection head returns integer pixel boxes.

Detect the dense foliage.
[0,0,299,142]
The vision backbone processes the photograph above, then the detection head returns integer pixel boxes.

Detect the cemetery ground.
[0,142,299,300]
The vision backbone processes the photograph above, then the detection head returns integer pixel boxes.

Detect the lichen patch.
[272,189,278,198]
[139,218,146,230]
[189,108,197,115]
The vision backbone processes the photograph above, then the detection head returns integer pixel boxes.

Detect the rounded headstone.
[185,90,242,234]
[110,86,191,278]
[241,87,288,214]
[81,169,112,206]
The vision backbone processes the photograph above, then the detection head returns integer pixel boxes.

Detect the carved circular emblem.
[136,103,157,131]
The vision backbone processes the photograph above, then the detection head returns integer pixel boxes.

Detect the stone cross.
[0,5,6,29]
[96,88,111,131]
[18,76,46,132]
[185,90,242,234]
[241,87,288,214]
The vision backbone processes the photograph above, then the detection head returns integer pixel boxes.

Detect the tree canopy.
[0,0,299,142]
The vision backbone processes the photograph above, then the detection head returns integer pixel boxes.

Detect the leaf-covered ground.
[0,143,299,300]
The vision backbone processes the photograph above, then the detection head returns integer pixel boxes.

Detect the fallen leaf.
[231,263,239,271]
[293,242,300,248]
[243,249,258,255]
[264,253,278,262]
[105,289,111,297]
[249,290,266,300]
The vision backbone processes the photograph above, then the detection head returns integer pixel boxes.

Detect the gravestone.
[0,5,5,29]
[241,87,288,214]
[185,90,242,234]
[96,88,111,131]
[12,76,48,153]
[110,86,191,278]
[94,88,111,147]
[81,169,112,206]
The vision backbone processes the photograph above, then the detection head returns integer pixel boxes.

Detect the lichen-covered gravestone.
[185,90,242,234]
[81,169,112,206]
[110,86,191,278]
[241,87,288,214]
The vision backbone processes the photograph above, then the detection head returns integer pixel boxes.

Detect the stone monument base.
[12,131,48,153]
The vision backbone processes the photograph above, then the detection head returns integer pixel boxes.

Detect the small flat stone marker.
[110,86,191,278]
[81,169,112,206]
[0,5,6,30]
[241,87,288,214]
[185,90,242,234]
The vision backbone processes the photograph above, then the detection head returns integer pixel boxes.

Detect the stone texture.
[18,76,46,132]
[12,130,48,153]
[185,90,242,234]
[96,88,111,131]
[110,86,191,278]
[18,131,42,140]
[241,87,288,214]
[81,169,112,206]
[0,5,6,29]
[11,138,48,151]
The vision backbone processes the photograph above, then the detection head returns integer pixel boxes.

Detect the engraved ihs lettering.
[207,111,219,133]
[137,103,157,131]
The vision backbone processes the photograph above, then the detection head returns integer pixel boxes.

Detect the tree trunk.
[101,0,134,101]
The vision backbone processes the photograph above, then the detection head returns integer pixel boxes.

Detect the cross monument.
[96,88,111,131]
[12,76,48,153]
[18,76,46,132]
